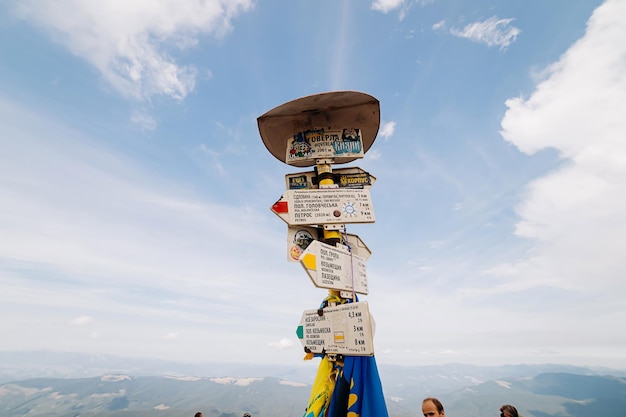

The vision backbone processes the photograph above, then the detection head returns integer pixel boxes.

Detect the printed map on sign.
[286,128,364,165]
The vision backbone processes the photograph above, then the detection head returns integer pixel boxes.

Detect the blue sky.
[1,0,625,369]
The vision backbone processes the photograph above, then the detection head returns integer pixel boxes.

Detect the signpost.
[271,188,375,226]
[295,301,374,355]
[258,90,388,416]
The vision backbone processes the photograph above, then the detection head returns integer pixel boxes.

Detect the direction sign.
[285,166,376,190]
[286,225,371,262]
[257,91,380,167]
[299,240,368,294]
[296,301,374,355]
[271,188,375,226]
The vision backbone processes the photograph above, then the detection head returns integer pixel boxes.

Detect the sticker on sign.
[295,301,374,356]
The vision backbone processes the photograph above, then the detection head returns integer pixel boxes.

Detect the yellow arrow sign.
[299,240,368,294]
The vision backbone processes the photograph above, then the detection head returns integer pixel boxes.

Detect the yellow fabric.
[303,356,336,417]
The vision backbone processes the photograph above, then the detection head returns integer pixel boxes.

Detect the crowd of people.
[422,397,521,417]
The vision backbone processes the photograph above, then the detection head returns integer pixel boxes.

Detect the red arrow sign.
[270,188,375,226]
[272,200,288,213]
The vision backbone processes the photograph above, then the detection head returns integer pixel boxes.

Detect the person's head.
[194,412,202,417]
[422,397,444,417]
[500,404,519,417]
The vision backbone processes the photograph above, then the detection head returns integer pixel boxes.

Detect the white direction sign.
[296,301,374,356]
[300,240,368,294]
[286,225,371,262]
[271,188,375,226]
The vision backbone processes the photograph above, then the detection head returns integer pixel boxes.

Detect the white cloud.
[366,148,382,160]
[371,0,433,20]
[499,0,626,294]
[379,120,396,140]
[432,20,446,31]
[196,144,226,174]
[12,0,254,100]
[0,99,275,293]
[211,377,262,386]
[197,143,220,157]
[451,16,520,50]
[268,338,293,351]
[71,316,93,326]
[0,96,312,364]
[131,110,157,131]
[371,0,405,14]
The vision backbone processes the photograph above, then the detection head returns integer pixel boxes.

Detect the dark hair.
[194,413,202,417]
[500,404,519,417]
[423,397,444,413]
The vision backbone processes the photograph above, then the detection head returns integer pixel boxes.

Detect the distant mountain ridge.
[2,351,623,385]
[1,372,625,417]
[444,372,626,417]
[0,374,307,417]
[1,351,625,417]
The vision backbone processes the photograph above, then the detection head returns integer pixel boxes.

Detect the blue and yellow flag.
[327,355,388,417]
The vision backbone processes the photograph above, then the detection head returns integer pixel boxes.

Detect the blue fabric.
[327,355,389,417]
